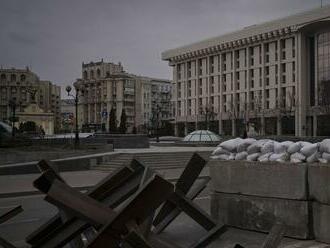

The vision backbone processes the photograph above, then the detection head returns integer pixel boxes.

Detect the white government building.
[162,5,330,137]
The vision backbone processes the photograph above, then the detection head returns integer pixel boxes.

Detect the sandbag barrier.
[211,138,330,163]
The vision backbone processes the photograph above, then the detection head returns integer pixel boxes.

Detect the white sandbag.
[261,141,274,154]
[281,141,294,148]
[235,151,248,160]
[306,152,321,163]
[258,152,273,162]
[246,153,260,161]
[290,152,306,161]
[300,143,319,157]
[211,154,230,160]
[274,142,287,154]
[319,139,330,153]
[319,158,328,163]
[291,158,303,163]
[212,147,230,156]
[247,143,261,154]
[269,153,289,162]
[237,138,256,153]
[299,141,312,147]
[322,152,330,161]
[247,139,269,154]
[287,142,302,154]
[228,153,236,160]
[219,138,243,152]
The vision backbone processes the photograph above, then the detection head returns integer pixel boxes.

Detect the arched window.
[0,74,6,81]
[83,70,88,79]
[11,74,16,82]
[97,69,101,78]
[20,74,26,81]
[90,70,94,79]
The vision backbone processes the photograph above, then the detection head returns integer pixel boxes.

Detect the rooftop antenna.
[321,0,323,7]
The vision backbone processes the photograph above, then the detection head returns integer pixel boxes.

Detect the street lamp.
[66,85,84,148]
[151,104,162,142]
[8,98,19,137]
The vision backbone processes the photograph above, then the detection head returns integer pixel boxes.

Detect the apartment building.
[162,5,330,137]
[74,60,171,132]
[0,67,61,132]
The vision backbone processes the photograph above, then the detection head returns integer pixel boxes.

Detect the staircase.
[92,151,211,173]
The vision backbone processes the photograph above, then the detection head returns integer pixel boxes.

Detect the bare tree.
[317,79,330,115]
[270,89,297,135]
[248,92,263,134]
[226,98,248,136]
[198,103,217,131]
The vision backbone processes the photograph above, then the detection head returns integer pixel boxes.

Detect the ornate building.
[0,67,61,132]
[74,60,171,132]
[162,5,330,137]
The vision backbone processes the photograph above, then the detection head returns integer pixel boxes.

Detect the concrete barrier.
[308,164,330,205]
[209,160,308,200]
[209,160,330,243]
[313,202,330,243]
[211,192,311,239]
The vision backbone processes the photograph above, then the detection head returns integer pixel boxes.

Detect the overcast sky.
[0,0,328,97]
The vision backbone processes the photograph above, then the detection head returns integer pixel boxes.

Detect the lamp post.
[66,85,83,148]
[151,104,162,143]
[8,98,19,137]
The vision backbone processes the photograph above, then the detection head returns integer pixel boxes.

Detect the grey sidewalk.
[0,170,109,197]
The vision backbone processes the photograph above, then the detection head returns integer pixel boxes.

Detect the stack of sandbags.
[211,138,330,164]
[211,138,255,161]
[318,139,330,163]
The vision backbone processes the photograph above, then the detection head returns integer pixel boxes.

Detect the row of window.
[177,87,296,116]
[178,38,296,79]
[177,64,296,98]
[0,74,27,82]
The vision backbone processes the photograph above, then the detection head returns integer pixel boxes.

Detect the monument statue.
[26,87,38,103]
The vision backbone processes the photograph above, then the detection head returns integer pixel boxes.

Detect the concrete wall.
[0,152,119,175]
[209,160,330,243]
[94,134,149,149]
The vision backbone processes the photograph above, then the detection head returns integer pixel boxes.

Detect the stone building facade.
[140,77,172,130]
[0,67,61,132]
[60,99,75,131]
[74,60,171,132]
[162,5,330,137]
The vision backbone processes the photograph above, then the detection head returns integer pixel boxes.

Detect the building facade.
[140,77,172,130]
[162,6,330,137]
[74,60,171,133]
[0,67,61,132]
[60,99,75,131]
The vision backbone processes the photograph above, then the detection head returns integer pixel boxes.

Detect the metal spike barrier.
[15,154,287,248]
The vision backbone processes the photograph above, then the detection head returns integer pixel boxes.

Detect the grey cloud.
[8,31,39,46]
[0,0,327,97]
